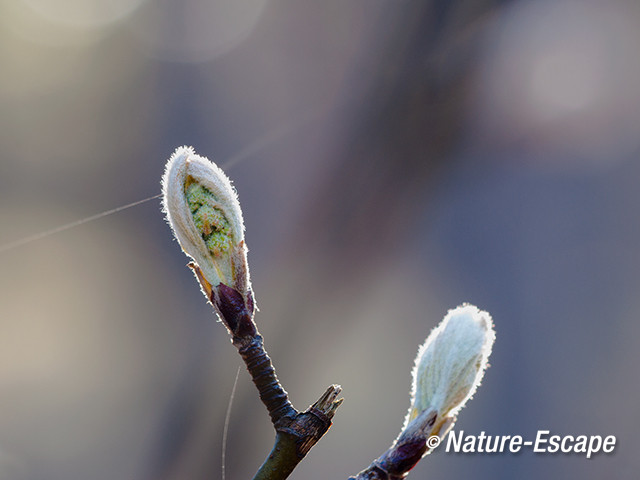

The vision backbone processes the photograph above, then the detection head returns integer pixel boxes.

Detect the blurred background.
[1,0,639,478]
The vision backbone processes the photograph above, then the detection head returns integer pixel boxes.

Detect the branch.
[253,386,343,480]
[161,148,495,480]
[349,411,453,480]
[192,263,343,480]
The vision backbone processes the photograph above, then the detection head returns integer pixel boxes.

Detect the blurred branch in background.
[299,0,500,272]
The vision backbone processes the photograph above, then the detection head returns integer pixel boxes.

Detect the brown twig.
[190,263,343,480]
[349,411,454,480]
[253,385,343,480]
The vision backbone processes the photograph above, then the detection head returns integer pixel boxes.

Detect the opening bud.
[162,146,254,325]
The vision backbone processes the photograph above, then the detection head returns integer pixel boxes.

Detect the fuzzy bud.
[162,146,254,327]
[405,304,495,433]
[355,305,495,478]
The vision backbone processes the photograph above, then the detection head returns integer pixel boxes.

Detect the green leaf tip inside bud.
[405,303,495,432]
[162,146,253,316]
[185,183,233,256]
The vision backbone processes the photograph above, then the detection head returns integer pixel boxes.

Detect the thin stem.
[222,365,241,480]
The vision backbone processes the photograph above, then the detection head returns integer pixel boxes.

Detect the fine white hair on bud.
[161,146,252,308]
[405,304,495,431]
